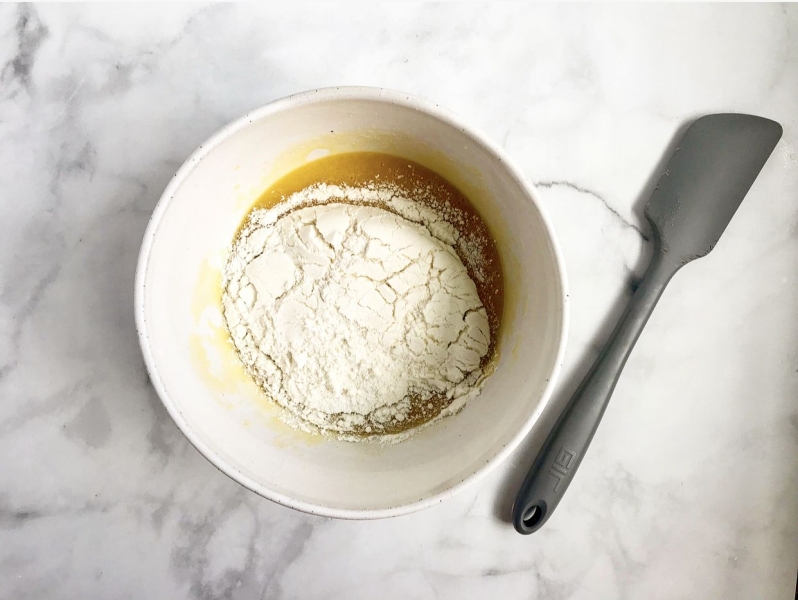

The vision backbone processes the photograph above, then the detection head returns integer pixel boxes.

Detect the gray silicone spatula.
[512,113,782,535]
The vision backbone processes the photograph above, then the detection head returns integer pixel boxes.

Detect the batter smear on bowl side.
[222,153,504,442]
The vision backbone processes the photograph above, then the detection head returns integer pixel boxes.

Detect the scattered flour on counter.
[222,184,492,442]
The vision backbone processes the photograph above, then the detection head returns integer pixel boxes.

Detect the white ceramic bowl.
[135,87,568,518]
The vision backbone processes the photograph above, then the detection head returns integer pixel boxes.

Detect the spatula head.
[645,114,782,263]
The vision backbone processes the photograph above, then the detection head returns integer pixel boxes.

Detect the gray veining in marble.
[1,4,797,599]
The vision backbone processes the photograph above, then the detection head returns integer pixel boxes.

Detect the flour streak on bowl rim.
[134,86,570,519]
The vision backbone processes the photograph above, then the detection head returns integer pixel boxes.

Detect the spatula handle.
[512,250,676,534]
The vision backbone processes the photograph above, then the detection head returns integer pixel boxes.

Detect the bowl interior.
[138,90,566,516]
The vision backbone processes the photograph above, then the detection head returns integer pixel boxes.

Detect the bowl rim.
[135,85,570,519]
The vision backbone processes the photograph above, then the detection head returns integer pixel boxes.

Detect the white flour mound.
[222,186,491,442]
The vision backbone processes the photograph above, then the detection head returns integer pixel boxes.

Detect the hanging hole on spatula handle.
[516,501,547,533]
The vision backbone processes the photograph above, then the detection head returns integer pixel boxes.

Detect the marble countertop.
[2,4,797,599]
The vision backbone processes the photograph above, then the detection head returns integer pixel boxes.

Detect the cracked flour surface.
[223,186,491,442]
